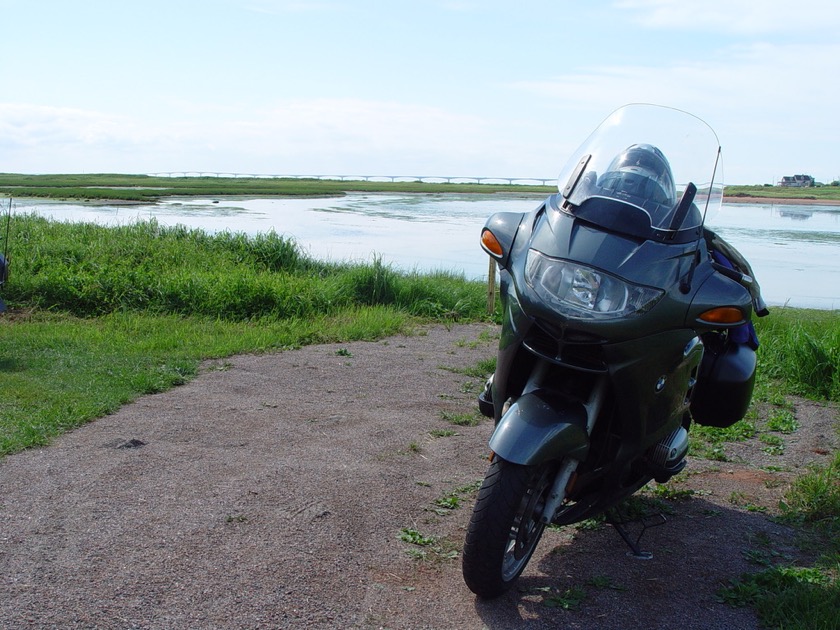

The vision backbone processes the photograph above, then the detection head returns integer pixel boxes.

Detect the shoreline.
[723,196,840,206]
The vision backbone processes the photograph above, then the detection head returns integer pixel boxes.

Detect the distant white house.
[779,174,815,187]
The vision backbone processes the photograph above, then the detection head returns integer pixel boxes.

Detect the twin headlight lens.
[525,249,663,320]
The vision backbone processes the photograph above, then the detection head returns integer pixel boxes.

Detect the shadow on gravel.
[470,497,794,630]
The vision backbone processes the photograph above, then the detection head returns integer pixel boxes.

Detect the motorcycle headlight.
[525,249,663,320]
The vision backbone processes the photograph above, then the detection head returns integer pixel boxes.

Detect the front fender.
[489,390,589,466]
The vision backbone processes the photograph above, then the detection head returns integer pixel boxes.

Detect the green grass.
[0,173,553,201]
[723,184,840,202]
[2,220,835,460]
[398,528,437,547]
[754,308,840,402]
[0,307,409,455]
[439,410,483,427]
[0,215,495,456]
[781,451,840,531]
[397,527,460,563]
[542,586,587,610]
[4,215,487,321]
[719,452,840,630]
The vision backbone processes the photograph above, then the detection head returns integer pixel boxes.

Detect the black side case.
[690,338,756,428]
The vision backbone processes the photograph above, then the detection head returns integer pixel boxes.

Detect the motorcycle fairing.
[602,329,704,438]
[506,205,704,344]
[538,193,699,289]
[491,316,703,464]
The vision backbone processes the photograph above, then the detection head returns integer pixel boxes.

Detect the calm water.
[10,193,840,310]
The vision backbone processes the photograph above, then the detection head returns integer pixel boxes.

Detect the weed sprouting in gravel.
[440,410,481,427]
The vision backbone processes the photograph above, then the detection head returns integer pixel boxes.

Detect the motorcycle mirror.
[561,154,592,200]
[667,182,697,236]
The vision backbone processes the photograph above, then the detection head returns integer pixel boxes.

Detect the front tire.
[462,457,554,598]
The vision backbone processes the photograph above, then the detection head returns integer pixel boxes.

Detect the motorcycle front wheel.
[462,457,554,598]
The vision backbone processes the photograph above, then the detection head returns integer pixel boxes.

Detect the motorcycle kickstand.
[605,508,667,560]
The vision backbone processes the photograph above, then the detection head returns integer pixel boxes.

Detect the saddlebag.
[690,335,756,428]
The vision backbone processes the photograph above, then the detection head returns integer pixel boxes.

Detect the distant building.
[779,174,815,187]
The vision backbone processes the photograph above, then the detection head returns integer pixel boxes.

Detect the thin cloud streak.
[615,0,840,34]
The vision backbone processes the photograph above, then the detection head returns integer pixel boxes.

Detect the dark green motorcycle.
[462,104,768,598]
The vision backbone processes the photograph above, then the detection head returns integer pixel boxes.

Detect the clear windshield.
[557,104,722,238]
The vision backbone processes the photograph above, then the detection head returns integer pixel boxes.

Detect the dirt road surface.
[1,323,837,629]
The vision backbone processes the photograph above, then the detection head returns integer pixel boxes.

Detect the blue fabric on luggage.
[710,250,759,349]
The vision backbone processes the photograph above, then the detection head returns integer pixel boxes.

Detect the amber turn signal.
[481,229,504,258]
[698,306,744,324]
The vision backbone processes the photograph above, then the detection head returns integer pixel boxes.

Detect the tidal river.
[11,193,840,310]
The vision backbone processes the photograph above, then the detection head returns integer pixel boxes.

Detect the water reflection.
[778,209,813,221]
[9,193,840,310]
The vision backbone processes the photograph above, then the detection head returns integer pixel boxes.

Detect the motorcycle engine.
[646,426,689,482]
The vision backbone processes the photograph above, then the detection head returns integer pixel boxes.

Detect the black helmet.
[598,144,676,207]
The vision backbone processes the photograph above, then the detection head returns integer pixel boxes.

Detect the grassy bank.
[4,215,486,320]
[1,214,491,455]
[1,307,415,455]
[0,173,553,201]
[4,174,840,204]
[723,184,840,203]
[754,308,840,401]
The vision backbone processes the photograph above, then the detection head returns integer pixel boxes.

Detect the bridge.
[145,172,555,186]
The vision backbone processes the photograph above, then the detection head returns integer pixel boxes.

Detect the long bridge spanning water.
[146,172,555,186]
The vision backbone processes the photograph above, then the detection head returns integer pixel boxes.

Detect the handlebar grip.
[711,261,752,285]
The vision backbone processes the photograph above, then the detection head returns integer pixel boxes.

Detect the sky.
[1,0,838,185]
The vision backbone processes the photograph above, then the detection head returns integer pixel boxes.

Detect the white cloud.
[507,37,840,182]
[614,0,840,34]
[0,98,530,176]
[512,40,840,116]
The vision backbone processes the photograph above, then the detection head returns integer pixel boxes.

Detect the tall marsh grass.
[5,215,486,321]
[754,309,840,402]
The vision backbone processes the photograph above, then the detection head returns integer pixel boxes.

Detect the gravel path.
[1,323,837,629]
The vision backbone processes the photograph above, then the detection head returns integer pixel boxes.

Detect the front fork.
[540,458,578,524]
[533,369,609,525]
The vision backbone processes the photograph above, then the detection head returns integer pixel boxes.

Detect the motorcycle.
[462,104,768,598]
